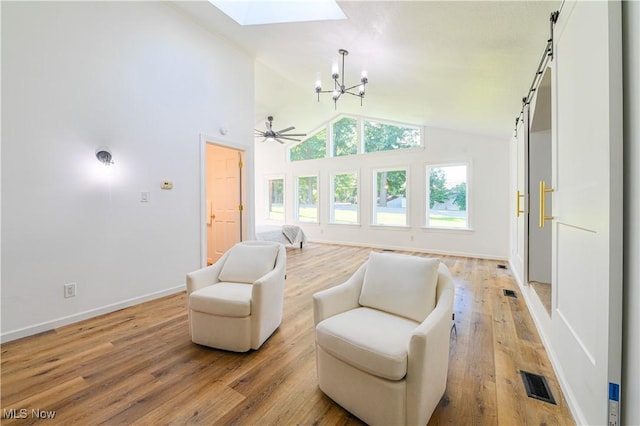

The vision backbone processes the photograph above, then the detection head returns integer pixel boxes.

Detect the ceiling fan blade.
[275,126,295,134]
[275,138,286,144]
[259,138,268,143]
[279,133,307,137]
[276,136,303,142]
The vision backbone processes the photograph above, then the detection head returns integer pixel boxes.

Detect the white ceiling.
[170,1,560,139]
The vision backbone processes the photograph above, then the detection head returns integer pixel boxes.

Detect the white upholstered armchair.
[186,241,286,352]
[313,251,455,425]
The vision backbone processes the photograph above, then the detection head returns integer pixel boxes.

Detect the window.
[330,172,358,224]
[267,178,284,220]
[290,129,326,161]
[364,120,420,153]
[332,117,358,157]
[373,168,407,226]
[426,164,468,228]
[296,175,318,222]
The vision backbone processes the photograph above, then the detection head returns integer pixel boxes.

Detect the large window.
[426,164,468,228]
[296,175,318,222]
[364,120,420,153]
[332,117,358,157]
[290,129,326,161]
[267,178,284,221]
[330,172,358,224]
[373,168,407,226]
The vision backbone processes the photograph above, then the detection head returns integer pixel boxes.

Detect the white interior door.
[206,144,243,264]
[551,2,623,424]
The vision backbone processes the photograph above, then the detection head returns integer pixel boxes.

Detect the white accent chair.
[186,241,286,352]
[313,251,455,425]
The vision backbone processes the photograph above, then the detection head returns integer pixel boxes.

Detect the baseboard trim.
[1,285,185,343]
[308,238,508,261]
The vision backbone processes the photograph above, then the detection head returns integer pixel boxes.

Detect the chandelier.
[315,49,368,108]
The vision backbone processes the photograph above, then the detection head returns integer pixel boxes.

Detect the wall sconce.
[95,148,113,165]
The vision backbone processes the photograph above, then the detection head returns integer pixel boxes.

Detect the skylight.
[209,0,346,26]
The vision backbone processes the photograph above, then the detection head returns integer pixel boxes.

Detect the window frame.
[371,166,410,227]
[424,162,471,230]
[329,170,360,225]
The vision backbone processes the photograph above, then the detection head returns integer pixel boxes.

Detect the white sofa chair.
[313,251,455,425]
[186,240,286,352]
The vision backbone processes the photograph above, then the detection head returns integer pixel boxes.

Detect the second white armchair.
[186,241,286,352]
[313,251,455,425]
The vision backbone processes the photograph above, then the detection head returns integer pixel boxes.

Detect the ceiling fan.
[255,116,306,144]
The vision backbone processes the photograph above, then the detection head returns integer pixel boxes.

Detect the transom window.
[290,129,326,161]
[364,120,420,153]
[290,115,421,161]
[332,117,358,157]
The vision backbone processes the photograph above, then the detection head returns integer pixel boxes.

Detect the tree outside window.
[373,169,407,226]
[331,172,358,224]
[332,117,358,157]
[290,129,327,161]
[267,178,284,221]
[296,176,318,222]
[427,165,468,228]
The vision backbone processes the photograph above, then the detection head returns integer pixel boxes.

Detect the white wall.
[622,1,639,424]
[1,2,254,341]
[255,120,510,260]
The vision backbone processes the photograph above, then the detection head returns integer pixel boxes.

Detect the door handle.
[516,190,525,217]
[539,180,554,228]
[210,213,216,220]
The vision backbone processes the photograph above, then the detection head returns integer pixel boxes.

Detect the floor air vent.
[503,289,517,298]
[520,371,556,404]
[497,264,507,269]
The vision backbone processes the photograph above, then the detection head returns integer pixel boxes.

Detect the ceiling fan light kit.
[255,116,306,144]
[315,48,368,109]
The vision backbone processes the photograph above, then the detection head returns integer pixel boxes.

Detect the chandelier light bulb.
[332,90,340,100]
[331,62,339,79]
[361,70,368,83]
[359,84,365,95]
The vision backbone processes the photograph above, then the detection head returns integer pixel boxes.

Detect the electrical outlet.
[64,282,76,298]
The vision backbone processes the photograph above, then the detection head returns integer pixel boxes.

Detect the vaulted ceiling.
[171,1,560,139]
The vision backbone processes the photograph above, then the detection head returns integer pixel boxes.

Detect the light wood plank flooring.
[1,243,574,425]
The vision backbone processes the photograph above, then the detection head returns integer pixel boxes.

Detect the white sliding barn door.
[551,1,623,424]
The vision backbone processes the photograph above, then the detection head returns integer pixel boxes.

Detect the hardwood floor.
[1,243,575,425]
